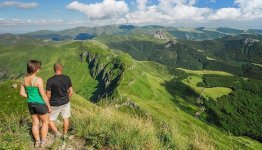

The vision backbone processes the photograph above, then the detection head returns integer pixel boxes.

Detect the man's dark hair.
[54,62,63,72]
[27,60,41,75]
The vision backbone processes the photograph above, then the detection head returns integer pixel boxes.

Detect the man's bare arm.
[46,91,51,100]
[68,87,73,98]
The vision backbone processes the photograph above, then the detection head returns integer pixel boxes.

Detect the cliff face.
[153,30,169,40]
[242,37,260,55]
[81,50,125,102]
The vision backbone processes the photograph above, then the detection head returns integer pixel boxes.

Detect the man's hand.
[68,87,73,98]
[48,106,52,113]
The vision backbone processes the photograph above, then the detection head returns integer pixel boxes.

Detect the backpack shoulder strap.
[31,76,38,86]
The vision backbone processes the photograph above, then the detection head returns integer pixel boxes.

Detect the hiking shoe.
[41,138,49,148]
[34,141,41,148]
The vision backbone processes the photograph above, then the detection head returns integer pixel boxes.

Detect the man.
[46,62,73,139]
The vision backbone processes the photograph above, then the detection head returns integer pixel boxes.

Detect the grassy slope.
[0,40,261,149]
[116,59,261,149]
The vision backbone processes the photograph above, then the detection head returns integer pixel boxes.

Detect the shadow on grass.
[161,78,201,115]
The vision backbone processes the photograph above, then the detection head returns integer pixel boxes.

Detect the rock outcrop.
[81,50,125,102]
[242,37,260,55]
[153,30,169,40]
[164,40,176,48]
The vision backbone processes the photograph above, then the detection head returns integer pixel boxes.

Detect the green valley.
[0,25,262,149]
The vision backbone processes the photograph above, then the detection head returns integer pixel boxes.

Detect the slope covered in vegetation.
[0,39,261,149]
[96,34,262,80]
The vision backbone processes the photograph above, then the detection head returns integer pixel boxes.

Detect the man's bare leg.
[63,118,69,135]
[49,120,58,133]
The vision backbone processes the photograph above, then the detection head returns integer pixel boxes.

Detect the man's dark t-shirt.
[46,74,72,106]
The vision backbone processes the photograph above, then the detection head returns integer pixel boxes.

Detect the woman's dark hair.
[27,60,41,75]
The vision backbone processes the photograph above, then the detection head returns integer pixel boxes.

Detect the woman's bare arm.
[37,77,51,112]
[20,83,27,98]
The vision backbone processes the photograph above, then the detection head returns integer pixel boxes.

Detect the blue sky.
[0,0,261,33]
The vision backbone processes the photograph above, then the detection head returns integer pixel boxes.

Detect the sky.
[0,0,262,33]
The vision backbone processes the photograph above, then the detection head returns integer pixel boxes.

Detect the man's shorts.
[28,102,48,115]
[50,102,71,121]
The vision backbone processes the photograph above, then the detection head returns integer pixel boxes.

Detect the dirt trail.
[30,134,86,150]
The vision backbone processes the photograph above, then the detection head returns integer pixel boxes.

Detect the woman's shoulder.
[36,76,43,82]
[32,76,43,87]
[21,76,28,84]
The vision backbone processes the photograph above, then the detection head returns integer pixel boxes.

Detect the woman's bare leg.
[31,115,40,142]
[39,113,49,141]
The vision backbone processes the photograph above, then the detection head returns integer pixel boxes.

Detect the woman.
[20,60,51,148]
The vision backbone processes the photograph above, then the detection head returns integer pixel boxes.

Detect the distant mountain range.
[19,25,262,41]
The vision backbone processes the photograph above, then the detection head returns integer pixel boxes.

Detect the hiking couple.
[20,60,73,148]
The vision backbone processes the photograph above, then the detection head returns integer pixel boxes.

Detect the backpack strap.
[31,76,38,86]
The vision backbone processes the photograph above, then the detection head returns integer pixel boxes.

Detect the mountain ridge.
[20,25,262,41]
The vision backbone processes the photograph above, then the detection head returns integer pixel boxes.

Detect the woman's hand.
[37,77,52,113]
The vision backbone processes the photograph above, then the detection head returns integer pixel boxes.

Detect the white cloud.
[3,0,262,32]
[118,5,172,24]
[0,18,63,26]
[161,4,210,21]
[63,0,262,26]
[235,0,262,19]
[121,0,262,25]
[0,1,38,9]
[209,0,262,20]
[209,8,241,20]
[137,0,148,10]
[118,0,210,25]
[66,0,129,19]
[159,0,197,7]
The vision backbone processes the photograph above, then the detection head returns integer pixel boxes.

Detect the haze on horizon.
[0,0,262,33]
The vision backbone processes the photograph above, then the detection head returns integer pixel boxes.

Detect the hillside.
[0,38,261,149]
[96,34,262,80]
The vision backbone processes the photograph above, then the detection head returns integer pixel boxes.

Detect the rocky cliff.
[153,30,169,40]
[80,49,125,102]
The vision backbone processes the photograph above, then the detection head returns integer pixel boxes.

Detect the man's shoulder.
[47,75,56,82]
[47,74,71,82]
[62,74,71,80]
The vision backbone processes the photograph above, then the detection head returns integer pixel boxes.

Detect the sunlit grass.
[182,75,232,99]
[177,68,233,76]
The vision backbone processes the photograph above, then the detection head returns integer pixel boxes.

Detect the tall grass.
[71,94,174,149]
[0,81,31,149]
